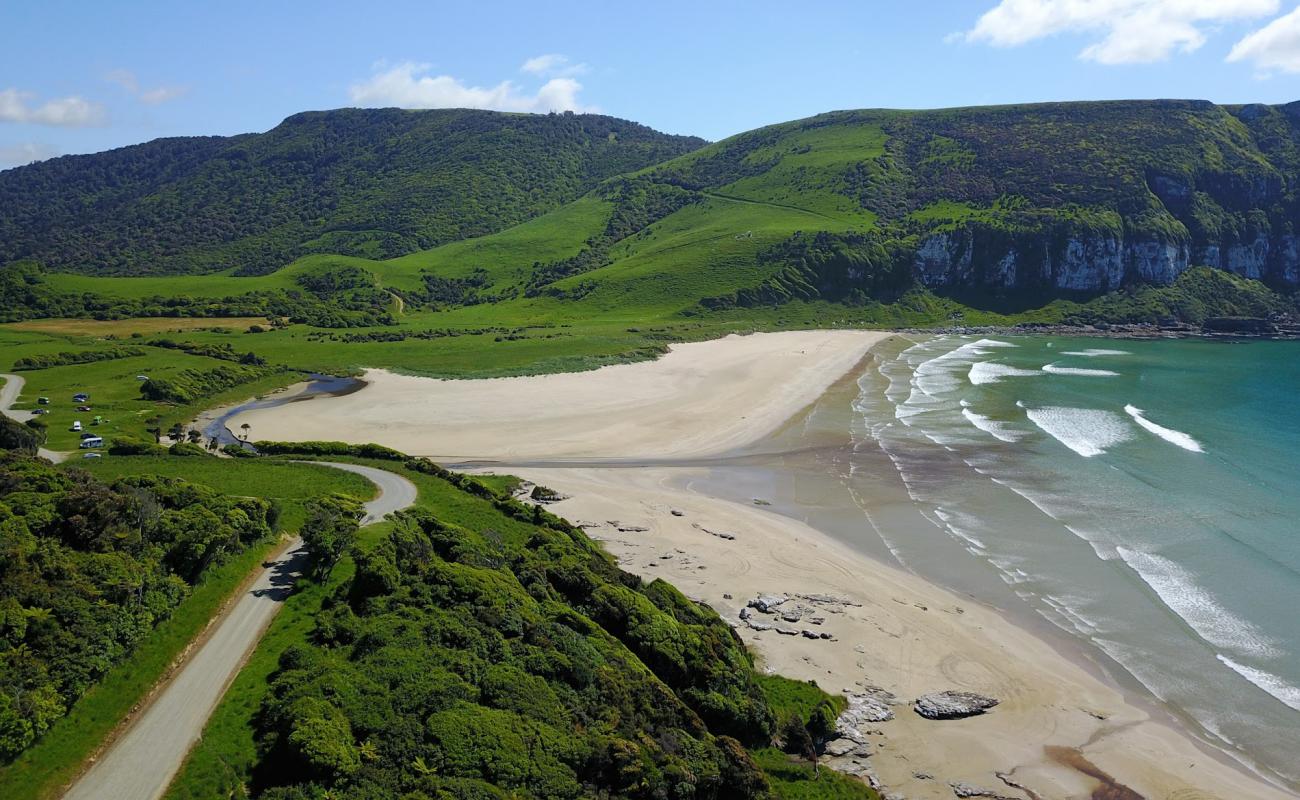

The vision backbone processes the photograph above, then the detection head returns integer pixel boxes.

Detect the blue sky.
[3,0,1300,168]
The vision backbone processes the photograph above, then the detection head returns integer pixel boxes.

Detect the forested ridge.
[0,108,704,276]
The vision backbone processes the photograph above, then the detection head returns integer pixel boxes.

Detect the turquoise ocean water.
[836,335,1300,786]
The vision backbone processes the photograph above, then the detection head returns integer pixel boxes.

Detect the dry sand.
[228,329,1296,799]
[228,330,886,461]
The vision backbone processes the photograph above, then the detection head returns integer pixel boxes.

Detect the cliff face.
[913,228,1300,291]
[638,99,1300,302]
[913,141,1300,292]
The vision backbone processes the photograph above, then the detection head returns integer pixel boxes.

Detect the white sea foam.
[961,407,1024,443]
[1124,405,1204,453]
[969,362,1041,385]
[1061,348,1130,357]
[1217,654,1300,712]
[1024,406,1132,457]
[975,338,1018,348]
[1042,363,1120,377]
[1117,546,1280,659]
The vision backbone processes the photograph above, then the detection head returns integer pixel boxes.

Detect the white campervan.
[79,436,104,449]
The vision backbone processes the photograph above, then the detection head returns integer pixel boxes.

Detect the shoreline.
[502,463,1294,800]
[211,330,1295,799]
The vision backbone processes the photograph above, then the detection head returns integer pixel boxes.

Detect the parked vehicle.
[77,405,92,412]
[31,409,48,415]
[82,452,102,459]
[37,397,50,405]
[71,421,82,432]
[72,393,88,402]
[80,432,96,439]
[136,375,149,381]
[79,436,104,449]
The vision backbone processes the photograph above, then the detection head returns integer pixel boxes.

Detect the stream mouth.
[203,374,364,446]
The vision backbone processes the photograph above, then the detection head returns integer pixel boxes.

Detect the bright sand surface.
[228,330,1295,799]
[228,331,886,460]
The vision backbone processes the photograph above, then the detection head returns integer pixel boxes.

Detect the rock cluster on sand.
[949,781,1018,799]
[741,594,834,639]
[839,686,899,728]
[913,691,1000,720]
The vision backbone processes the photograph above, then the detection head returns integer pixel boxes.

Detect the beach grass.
[754,748,881,799]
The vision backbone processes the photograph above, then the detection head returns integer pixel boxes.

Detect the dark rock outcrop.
[913,691,1000,720]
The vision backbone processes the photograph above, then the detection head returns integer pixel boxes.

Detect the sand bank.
[228,330,887,460]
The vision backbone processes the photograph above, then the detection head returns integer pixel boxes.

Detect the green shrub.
[108,436,167,456]
[168,442,210,457]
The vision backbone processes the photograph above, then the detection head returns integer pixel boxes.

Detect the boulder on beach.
[748,594,788,613]
[913,690,999,720]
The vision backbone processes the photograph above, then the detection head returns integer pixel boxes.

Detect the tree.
[301,495,364,577]
[806,699,839,775]
[782,715,819,775]
[186,429,203,444]
[240,423,251,441]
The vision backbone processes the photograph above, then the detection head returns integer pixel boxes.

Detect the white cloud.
[0,142,59,168]
[1229,5,1300,73]
[521,53,587,77]
[962,0,1280,64]
[105,69,189,105]
[104,68,139,93]
[0,89,106,127]
[349,61,594,113]
[139,85,190,105]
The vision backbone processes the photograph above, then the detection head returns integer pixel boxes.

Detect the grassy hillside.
[0,108,704,276]
[3,100,1299,384]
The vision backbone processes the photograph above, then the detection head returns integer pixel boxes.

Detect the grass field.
[6,317,270,336]
[0,333,302,452]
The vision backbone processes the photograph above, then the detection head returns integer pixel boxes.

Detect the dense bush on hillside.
[701,232,914,309]
[140,364,282,405]
[526,177,701,294]
[145,339,267,366]
[12,347,146,371]
[0,109,705,275]
[0,419,44,455]
[1064,266,1300,325]
[247,499,774,799]
[0,261,396,327]
[0,454,276,761]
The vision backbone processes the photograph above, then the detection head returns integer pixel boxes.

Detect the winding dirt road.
[60,462,416,800]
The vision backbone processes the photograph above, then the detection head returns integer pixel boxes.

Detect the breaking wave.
[1024,406,1132,457]
[1042,364,1120,377]
[1117,547,1279,659]
[1125,405,1203,453]
[969,362,1040,386]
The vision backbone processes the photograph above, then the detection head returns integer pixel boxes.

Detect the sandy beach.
[228,330,1296,800]
[228,330,885,461]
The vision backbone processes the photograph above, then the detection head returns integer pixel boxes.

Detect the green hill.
[491,99,1300,312]
[3,100,1299,340]
[0,108,704,276]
